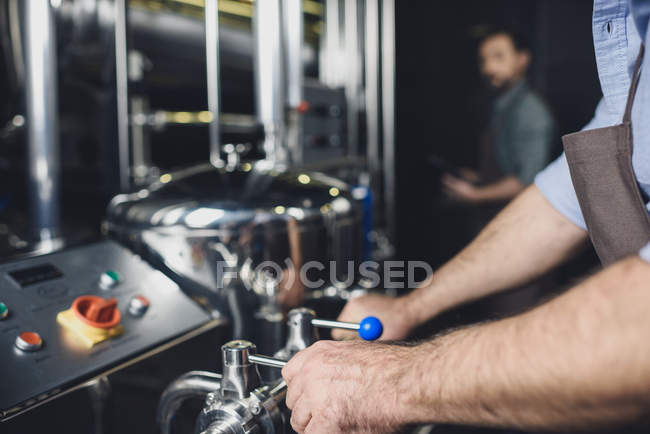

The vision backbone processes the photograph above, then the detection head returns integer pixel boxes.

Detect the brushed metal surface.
[0,240,215,420]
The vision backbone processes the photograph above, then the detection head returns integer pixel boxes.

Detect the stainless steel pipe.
[157,370,223,434]
[205,0,225,168]
[283,0,304,109]
[114,0,130,192]
[282,0,304,164]
[23,0,61,247]
[253,0,288,166]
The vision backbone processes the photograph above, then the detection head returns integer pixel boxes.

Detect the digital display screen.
[8,264,63,287]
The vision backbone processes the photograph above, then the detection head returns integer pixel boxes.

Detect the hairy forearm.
[399,257,650,430]
[401,185,588,324]
[473,176,525,202]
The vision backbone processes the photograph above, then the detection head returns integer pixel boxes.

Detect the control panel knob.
[57,295,124,348]
[128,295,150,316]
[311,316,383,341]
[72,295,121,329]
[15,331,43,352]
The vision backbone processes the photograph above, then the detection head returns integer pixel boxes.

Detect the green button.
[105,270,120,282]
[0,302,8,319]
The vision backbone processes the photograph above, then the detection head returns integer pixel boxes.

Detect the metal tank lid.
[106,163,356,232]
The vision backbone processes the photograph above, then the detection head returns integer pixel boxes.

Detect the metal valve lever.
[249,354,287,369]
[249,316,384,370]
[311,316,383,341]
[160,314,384,434]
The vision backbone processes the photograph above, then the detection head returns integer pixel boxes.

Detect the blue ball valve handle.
[247,317,385,370]
[311,316,383,341]
[358,316,383,341]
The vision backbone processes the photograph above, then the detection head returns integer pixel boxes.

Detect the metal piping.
[381,0,396,243]
[344,0,361,155]
[283,0,304,164]
[364,0,381,203]
[253,0,288,166]
[8,0,25,91]
[205,0,225,168]
[114,0,131,191]
[23,0,61,246]
[130,95,151,184]
[157,370,222,434]
[283,0,303,109]
[86,376,111,434]
[320,0,342,87]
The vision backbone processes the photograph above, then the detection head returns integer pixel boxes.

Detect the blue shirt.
[491,80,556,185]
[534,0,650,230]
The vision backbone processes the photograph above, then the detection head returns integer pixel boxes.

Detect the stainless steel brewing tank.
[105,164,363,311]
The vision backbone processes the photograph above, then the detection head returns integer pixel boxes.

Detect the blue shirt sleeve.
[533,98,618,230]
[639,241,650,263]
[509,99,556,185]
[534,153,586,229]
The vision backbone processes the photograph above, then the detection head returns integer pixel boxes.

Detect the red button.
[128,295,150,316]
[20,332,41,345]
[135,295,149,306]
[16,331,43,352]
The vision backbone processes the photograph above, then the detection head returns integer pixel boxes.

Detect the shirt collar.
[494,79,527,113]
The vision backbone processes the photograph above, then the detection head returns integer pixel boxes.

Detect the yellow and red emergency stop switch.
[57,295,124,348]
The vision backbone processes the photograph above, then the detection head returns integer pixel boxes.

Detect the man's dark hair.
[476,25,531,53]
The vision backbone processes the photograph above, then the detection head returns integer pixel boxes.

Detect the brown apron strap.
[623,44,645,123]
[562,45,650,265]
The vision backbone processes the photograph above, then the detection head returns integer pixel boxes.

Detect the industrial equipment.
[103,0,367,357]
[158,308,383,434]
[0,240,219,422]
[105,160,363,340]
[0,0,397,431]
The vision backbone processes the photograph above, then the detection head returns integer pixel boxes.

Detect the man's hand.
[442,173,480,202]
[334,187,586,344]
[458,167,481,183]
[331,294,415,341]
[285,257,650,432]
[443,174,526,203]
[282,340,413,434]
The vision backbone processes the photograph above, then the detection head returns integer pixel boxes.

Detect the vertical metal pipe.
[283,0,304,164]
[205,0,224,168]
[381,0,396,243]
[321,0,342,86]
[253,0,287,166]
[130,96,150,184]
[24,0,61,244]
[364,0,381,197]
[8,0,25,91]
[344,0,361,155]
[283,0,303,109]
[318,0,328,84]
[114,0,131,191]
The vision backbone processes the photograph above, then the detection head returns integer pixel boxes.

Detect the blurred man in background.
[441,27,559,321]
[443,27,555,205]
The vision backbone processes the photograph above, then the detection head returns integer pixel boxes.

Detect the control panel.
[0,241,216,421]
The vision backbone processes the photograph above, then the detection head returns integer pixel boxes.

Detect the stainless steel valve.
[158,309,383,434]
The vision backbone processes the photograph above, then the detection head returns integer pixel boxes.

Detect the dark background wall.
[394,0,601,265]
